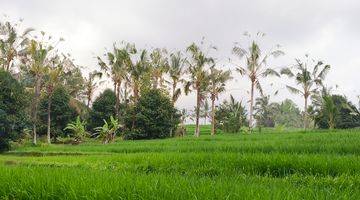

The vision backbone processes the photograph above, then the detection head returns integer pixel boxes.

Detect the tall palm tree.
[208,66,232,135]
[129,49,149,103]
[150,48,169,89]
[280,55,330,130]
[0,20,34,72]
[98,43,130,118]
[168,51,186,136]
[84,70,103,107]
[232,33,283,131]
[44,58,63,144]
[169,51,186,104]
[185,43,214,137]
[27,39,53,145]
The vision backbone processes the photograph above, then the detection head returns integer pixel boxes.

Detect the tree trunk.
[47,96,52,144]
[32,77,42,145]
[304,95,308,130]
[249,81,255,132]
[195,87,201,137]
[211,97,216,136]
[170,83,176,137]
[115,81,121,118]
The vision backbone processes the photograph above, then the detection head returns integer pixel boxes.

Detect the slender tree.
[26,39,53,145]
[280,55,330,130]
[232,32,283,131]
[44,59,63,143]
[84,70,103,107]
[185,43,214,137]
[168,51,186,136]
[207,66,232,135]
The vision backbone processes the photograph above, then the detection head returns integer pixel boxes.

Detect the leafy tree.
[64,116,88,142]
[185,43,214,137]
[254,95,276,128]
[39,86,77,139]
[124,89,179,140]
[207,66,232,135]
[83,70,103,107]
[215,95,247,133]
[272,99,302,128]
[0,69,29,151]
[315,95,360,129]
[88,89,116,131]
[0,19,33,72]
[44,59,64,143]
[281,54,330,130]
[232,32,283,131]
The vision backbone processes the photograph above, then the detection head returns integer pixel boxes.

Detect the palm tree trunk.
[249,81,255,132]
[211,97,216,136]
[32,77,41,145]
[47,96,52,144]
[170,83,176,137]
[195,87,201,137]
[304,96,308,130]
[116,81,121,118]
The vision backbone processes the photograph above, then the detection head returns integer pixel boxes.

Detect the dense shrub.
[315,95,360,129]
[215,95,247,133]
[0,70,29,151]
[124,89,179,140]
[38,86,77,138]
[88,89,116,131]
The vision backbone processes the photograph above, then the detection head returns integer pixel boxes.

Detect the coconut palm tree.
[280,55,330,130]
[84,70,103,107]
[207,66,232,135]
[169,51,186,104]
[185,43,214,137]
[168,51,186,136]
[0,20,34,72]
[150,48,169,89]
[98,43,130,118]
[27,39,53,145]
[232,33,284,131]
[129,49,149,103]
[44,58,63,144]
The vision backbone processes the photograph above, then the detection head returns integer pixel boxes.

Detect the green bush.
[0,69,29,151]
[88,89,116,131]
[124,89,179,140]
[38,86,77,138]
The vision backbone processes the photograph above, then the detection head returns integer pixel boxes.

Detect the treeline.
[1,18,360,150]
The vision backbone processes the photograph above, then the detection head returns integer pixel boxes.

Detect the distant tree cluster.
[1,16,360,151]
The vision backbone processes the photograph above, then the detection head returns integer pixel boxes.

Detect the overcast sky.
[2,0,360,112]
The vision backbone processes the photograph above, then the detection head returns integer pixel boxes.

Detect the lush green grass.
[0,127,360,199]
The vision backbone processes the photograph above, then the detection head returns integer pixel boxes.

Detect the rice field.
[0,126,360,199]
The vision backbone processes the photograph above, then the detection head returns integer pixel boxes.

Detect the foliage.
[254,95,276,128]
[38,86,77,138]
[64,116,88,142]
[124,89,180,140]
[272,99,303,128]
[232,32,283,130]
[94,116,121,144]
[88,89,116,131]
[215,95,247,133]
[281,55,330,129]
[315,95,360,129]
[0,69,29,149]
